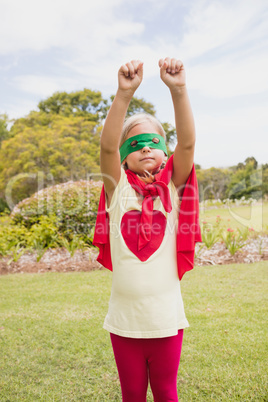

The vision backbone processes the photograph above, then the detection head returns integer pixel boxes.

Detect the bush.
[221,228,247,255]
[0,198,10,214]
[0,214,60,257]
[10,180,103,243]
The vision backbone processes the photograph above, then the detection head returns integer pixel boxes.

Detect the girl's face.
[123,122,167,176]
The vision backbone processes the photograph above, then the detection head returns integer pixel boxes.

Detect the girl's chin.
[137,165,162,177]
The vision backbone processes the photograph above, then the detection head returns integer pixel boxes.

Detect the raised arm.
[159,58,196,193]
[100,60,143,205]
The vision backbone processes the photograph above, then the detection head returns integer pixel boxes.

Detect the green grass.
[200,202,268,232]
[0,263,267,401]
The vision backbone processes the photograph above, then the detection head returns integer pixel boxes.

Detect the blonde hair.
[119,113,166,148]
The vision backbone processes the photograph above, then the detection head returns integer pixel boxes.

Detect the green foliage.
[0,198,10,214]
[0,113,10,147]
[6,243,27,264]
[127,96,156,116]
[0,219,29,257]
[196,156,266,201]
[196,167,230,201]
[0,86,266,210]
[0,213,61,263]
[10,179,102,244]
[161,122,177,156]
[0,212,92,264]
[262,164,268,196]
[58,234,89,257]
[1,220,29,250]
[226,159,262,200]
[0,114,101,204]
[38,89,108,122]
[27,214,60,249]
[201,216,222,248]
[221,227,247,255]
[109,95,156,117]
[200,213,261,254]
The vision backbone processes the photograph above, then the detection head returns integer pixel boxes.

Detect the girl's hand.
[159,58,186,91]
[118,60,143,95]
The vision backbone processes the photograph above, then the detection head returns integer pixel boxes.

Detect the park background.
[0,0,267,400]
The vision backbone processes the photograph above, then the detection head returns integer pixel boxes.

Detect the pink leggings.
[110,330,183,402]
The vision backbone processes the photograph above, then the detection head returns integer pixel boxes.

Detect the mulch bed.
[0,236,267,275]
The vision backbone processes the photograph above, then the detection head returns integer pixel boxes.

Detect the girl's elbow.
[100,138,117,154]
[180,139,196,152]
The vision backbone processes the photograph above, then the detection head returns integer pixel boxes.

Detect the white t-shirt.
[103,167,189,338]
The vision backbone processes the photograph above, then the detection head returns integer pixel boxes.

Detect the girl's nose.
[142,146,151,152]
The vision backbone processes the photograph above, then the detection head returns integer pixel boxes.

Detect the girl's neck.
[137,170,155,184]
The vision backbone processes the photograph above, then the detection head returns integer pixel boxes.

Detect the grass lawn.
[0,262,267,401]
[200,202,268,232]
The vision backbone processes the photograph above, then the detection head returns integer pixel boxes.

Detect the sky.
[0,0,267,169]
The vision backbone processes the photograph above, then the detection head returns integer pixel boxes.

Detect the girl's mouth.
[140,157,154,161]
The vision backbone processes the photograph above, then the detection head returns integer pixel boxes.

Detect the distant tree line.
[196,157,265,202]
[0,89,266,212]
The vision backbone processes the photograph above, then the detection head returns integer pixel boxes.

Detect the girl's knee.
[121,386,147,402]
[150,380,178,402]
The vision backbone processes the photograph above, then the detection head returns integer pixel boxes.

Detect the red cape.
[93,155,202,280]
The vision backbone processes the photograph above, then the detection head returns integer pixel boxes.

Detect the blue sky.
[0,0,267,168]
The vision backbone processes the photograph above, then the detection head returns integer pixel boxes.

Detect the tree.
[226,159,261,199]
[0,114,101,207]
[0,114,10,148]
[161,122,177,156]
[108,95,156,117]
[245,156,258,170]
[262,164,268,197]
[196,167,230,201]
[126,97,156,116]
[38,89,109,123]
[231,156,258,172]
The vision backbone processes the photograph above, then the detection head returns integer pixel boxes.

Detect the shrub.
[26,214,61,249]
[0,213,61,258]
[0,198,10,214]
[221,228,247,255]
[10,180,103,243]
[201,218,222,249]
[0,221,29,256]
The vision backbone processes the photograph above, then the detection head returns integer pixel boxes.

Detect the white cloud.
[194,103,267,167]
[177,0,268,98]
[179,0,267,59]
[11,75,79,97]
[0,0,143,54]
[2,0,267,99]
[187,52,268,98]
[1,0,267,169]
[1,99,38,120]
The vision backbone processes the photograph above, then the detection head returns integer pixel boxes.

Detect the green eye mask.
[120,133,167,163]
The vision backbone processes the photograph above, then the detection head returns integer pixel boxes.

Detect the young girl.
[93,58,201,401]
